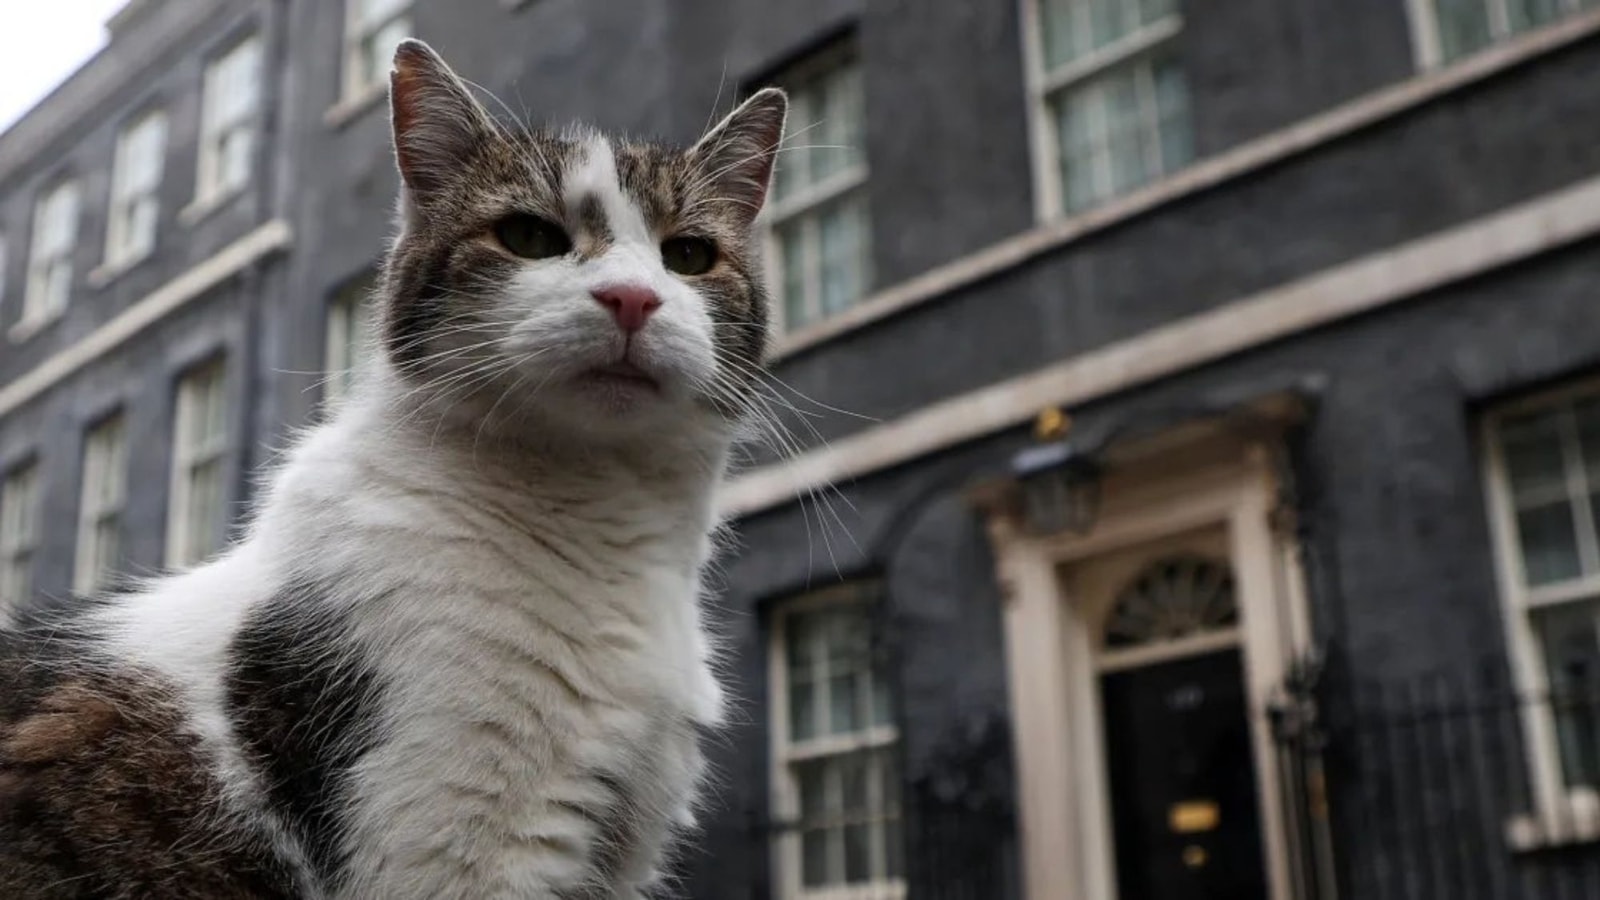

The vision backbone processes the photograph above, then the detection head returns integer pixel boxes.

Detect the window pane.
[777,221,809,328]
[817,196,869,316]
[361,16,411,91]
[1434,0,1494,61]
[359,0,409,26]
[1502,410,1569,502]
[813,63,864,182]
[790,680,817,742]
[773,90,813,203]
[1518,501,1583,586]
[1103,68,1150,196]
[872,672,894,727]
[1039,0,1083,69]
[1055,86,1101,212]
[802,829,832,887]
[829,671,860,734]
[1576,397,1600,478]
[1153,54,1193,172]
[1088,0,1134,52]
[1508,0,1566,33]
[1535,601,1600,789]
[844,823,871,882]
[885,817,905,879]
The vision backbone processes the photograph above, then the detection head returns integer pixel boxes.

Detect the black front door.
[1100,649,1268,900]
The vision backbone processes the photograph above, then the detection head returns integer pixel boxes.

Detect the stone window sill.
[324,82,388,130]
[7,311,59,344]
[1507,789,1600,851]
[178,188,243,229]
[87,250,152,289]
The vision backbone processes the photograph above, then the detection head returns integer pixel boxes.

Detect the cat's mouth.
[580,361,662,393]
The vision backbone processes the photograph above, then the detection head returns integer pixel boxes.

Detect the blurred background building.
[4,0,1600,898]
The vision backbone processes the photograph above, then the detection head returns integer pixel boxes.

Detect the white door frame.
[979,432,1314,900]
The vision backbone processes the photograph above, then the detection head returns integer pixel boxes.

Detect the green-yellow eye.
[493,214,572,260]
[661,236,717,276]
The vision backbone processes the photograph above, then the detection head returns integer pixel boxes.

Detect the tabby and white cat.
[0,40,785,899]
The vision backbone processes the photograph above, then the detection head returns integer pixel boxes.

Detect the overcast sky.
[0,1,128,133]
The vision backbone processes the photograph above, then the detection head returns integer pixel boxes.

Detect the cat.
[0,39,786,900]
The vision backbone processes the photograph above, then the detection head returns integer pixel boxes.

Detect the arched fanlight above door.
[1104,556,1239,650]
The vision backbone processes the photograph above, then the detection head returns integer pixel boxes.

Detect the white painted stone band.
[0,219,293,421]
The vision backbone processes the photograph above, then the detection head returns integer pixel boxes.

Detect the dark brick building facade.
[4,2,1600,897]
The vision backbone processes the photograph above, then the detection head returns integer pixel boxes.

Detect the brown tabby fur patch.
[0,633,294,899]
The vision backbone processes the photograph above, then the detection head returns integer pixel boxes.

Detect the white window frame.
[1021,0,1188,222]
[324,273,377,407]
[166,360,229,568]
[342,0,412,103]
[0,462,41,613]
[768,585,904,900]
[193,36,262,211]
[20,179,80,333]
[1483,376,1600,842]
[1406,0,1599,69]
[764,46,872,336]
[103,109,168,273]
[74,414,128,594]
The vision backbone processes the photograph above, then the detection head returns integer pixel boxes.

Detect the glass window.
[1035,0,1191,216]
[24,180,80,325]
[774,589,902,896]
[345,0,412,100]
[767,51,872,333]
[1426,0,1592,64]
[198,37,262,203]
[106,111,168,269]
[167,361,229,568]
[75,415,128,593]
[1490,387,1600,795]
[325,273,378,407]
[0,462,41,612]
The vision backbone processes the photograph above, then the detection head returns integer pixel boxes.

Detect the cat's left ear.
[688,88,788,225]
[389,39,500,197]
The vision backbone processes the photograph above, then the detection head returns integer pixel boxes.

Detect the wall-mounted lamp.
[1010,436,1102,536]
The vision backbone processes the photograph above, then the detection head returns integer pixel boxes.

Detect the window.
[105,111,168,270]
[197,37,262,205]
[75,415,128,594]
[167,361,229,568]
[1412,0,1599,66]
[344,0,412,101]
[771,587,903,898]
[0,462,41,612]
[1029,0,1192,217]
[766,51,872,333]
[1485,384,1600,807]
[22,180,80,327]
[325,273,379,407]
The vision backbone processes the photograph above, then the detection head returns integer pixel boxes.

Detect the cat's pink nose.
[591,284,661,332]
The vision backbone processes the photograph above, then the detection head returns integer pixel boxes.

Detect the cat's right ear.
[389,40,498,197]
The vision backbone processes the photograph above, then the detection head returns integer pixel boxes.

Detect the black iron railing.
[1275,668,1600,900]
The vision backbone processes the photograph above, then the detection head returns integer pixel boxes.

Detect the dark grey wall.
[758,37,1600,459]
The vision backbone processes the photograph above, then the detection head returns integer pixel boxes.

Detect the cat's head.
[378,40,785,447]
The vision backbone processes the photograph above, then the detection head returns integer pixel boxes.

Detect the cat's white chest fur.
[267,414,726,898]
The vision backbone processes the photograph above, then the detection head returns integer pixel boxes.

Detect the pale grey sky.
[0,1,129,132]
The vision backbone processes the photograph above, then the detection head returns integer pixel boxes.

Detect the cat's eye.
[661,236,717,276]
[493,214,572,260]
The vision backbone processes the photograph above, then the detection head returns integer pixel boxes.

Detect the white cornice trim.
[768,9,1600,361]
[0,219,293,421]
[719,174,1600,519]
